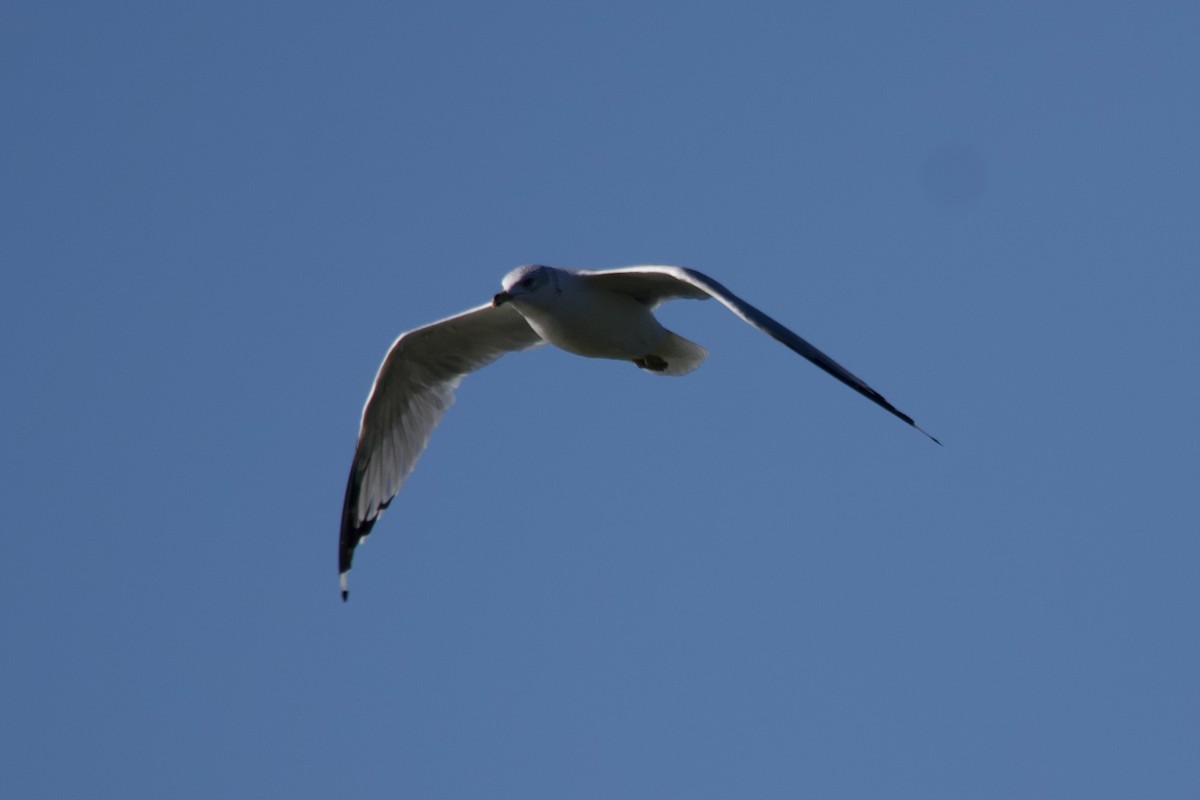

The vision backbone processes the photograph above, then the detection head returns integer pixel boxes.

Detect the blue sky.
[3,1,1199,797]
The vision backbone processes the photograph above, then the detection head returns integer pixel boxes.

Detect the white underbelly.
[519,293,667,359]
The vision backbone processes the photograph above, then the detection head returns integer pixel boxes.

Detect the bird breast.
[517,288,667,359]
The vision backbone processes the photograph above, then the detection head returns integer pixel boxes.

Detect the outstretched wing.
[567,266,711,306]
[340,302,544,599]
[583,265,939,444]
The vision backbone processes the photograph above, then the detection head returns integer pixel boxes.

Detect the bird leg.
[633,355,669,372]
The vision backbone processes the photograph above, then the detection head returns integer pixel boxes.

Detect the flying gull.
[339,264,938,600]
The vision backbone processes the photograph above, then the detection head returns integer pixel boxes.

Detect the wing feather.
[576,267,710,306]
[339,302,543,599]
[584,265,939,443]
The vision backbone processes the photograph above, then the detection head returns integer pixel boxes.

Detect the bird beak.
[492,291,513,307]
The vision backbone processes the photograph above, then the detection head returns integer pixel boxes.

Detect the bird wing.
[568,266,711,306]
[340,302,544,599]
[582,265,939,444]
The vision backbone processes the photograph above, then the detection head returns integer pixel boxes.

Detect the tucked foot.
[633,355,669,372]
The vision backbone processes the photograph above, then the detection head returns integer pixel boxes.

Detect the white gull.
[339,264,938,599]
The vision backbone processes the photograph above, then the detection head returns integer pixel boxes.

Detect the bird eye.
[521,277,534,287]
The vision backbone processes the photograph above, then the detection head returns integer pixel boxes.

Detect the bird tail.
[642,331,708,376]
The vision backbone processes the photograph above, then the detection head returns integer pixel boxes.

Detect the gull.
[339,264,938,600]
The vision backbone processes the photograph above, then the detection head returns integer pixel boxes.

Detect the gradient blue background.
[4,2,1198,797]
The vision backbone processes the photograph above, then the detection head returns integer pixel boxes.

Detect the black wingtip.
[914,423,942,446]
[342,589,349,602]
[874,395,941,446]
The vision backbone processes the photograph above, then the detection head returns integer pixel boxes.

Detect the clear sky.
[4,1,1199,797]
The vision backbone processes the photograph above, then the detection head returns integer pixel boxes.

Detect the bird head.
[493,264,559,307]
